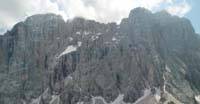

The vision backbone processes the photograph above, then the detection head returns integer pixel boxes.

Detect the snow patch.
[165,65,171,72]
[110,94,124,104]
[84,31,90,35]
[76,31,81,35]
[92,96,108,104]
[78,41,82,47]
[64,75,73,86]
[154,88,161,102]
[165,91,183,104]
[79,87,82,92]
[77,102,84,104]
[91,35,99,41]
[195,95,200,103]
[68,37,73,41]
[112,37,117,41]
[43,88,49,99]
[30,88,49,104]
[31,96,41,104]
[97,32,102,36]
[68,75,73,80]
[76,87,182,104]
[134,89,151,104]
[58,45,77,57]
[89,95,126,104]
[49,95,60,104]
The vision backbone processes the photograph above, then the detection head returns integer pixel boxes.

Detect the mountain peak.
[25,13,64,23]
[155,10,171,17]
[129,7,152,18]
[0,7,200,104]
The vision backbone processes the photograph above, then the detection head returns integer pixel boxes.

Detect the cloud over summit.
[0,0,191,34]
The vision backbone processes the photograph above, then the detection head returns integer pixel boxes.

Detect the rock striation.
[0,8,200,104]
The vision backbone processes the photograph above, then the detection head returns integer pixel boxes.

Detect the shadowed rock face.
[0,7,200,104]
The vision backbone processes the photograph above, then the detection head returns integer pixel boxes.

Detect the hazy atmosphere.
[1,0,200,104]
[0,0,199,34]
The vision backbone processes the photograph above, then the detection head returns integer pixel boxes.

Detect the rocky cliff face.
[0,8,200,104]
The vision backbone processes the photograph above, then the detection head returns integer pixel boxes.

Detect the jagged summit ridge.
[3,7,195,36]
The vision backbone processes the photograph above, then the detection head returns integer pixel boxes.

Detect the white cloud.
[0,0,191,34]
[55,0,96,20]
[0,0,66,34]
[166,1,191,17]
[137,0,164,10]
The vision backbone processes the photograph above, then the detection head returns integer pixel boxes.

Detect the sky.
[0,0,199,34]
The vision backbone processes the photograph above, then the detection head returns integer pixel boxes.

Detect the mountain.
[0,7,200,104]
